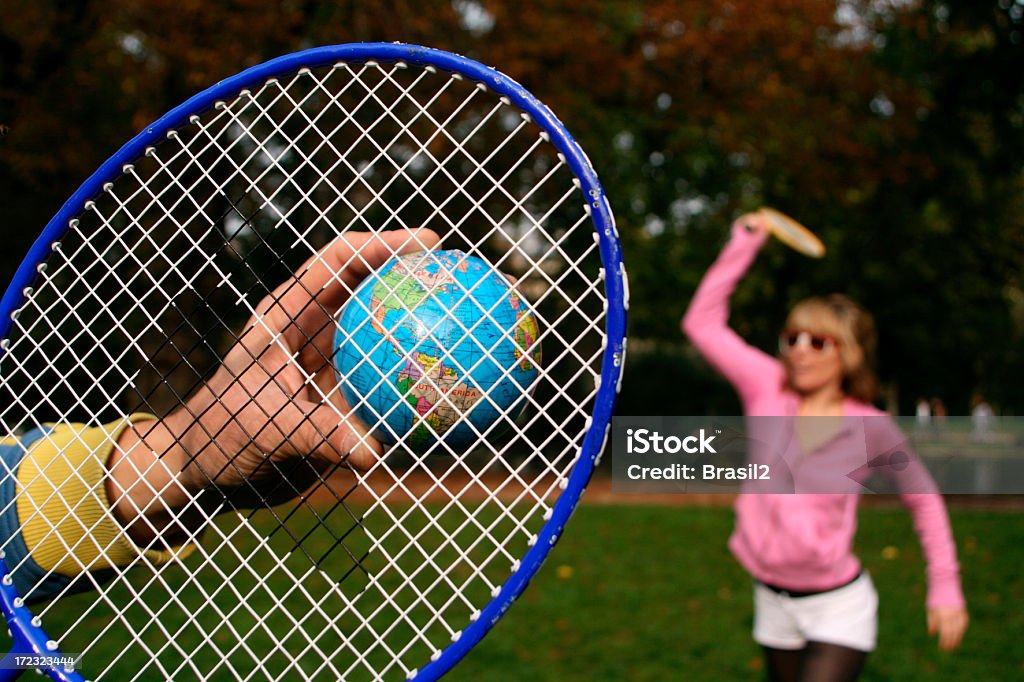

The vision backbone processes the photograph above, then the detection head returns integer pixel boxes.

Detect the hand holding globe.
[334,250,542,452]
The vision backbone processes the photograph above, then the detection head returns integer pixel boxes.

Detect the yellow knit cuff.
[16,415,195,576]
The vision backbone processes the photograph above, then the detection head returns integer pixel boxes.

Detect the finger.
[947,613,967,651]
[927,610,937,635]
[277,228,442,319]
[333,227,442,285]
[940,623,959,651]
[936,613,965,651]
[285,401,383,472]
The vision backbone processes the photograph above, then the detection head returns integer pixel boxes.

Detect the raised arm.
[681,215,784,406]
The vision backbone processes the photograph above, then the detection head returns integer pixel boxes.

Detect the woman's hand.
[735,211,770,235]
[927,606,969,651]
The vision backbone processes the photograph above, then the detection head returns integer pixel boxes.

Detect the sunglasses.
[779,330,837,354]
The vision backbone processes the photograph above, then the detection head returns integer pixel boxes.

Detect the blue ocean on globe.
[333,250,542,452]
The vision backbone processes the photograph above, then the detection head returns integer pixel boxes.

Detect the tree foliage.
[1,0,1021,414]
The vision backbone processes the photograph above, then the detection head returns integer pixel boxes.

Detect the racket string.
[1,59,608,681]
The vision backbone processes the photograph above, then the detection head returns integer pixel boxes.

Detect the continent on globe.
[510,291,542,371]
[333,249,542,452]
[368,252,456,342]
[396,353,484,449]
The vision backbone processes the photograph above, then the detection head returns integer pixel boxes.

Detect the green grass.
[29,503,531,681]
[447,503,1024,681]
[10,503,1022,680]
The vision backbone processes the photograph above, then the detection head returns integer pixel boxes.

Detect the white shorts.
[752,572,878,652]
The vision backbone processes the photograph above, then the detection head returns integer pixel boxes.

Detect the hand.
[735,211,769,235]
[927,606,969,651]
[106,228,441,545]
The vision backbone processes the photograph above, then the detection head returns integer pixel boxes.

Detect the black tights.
[763,642,868,682]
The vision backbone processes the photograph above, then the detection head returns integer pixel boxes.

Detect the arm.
[1,229,439,604]
[105,228,441,547]
[681,215,783,405]
[901,491,969,650]
[1,418,194,604]
[869,417,969,650]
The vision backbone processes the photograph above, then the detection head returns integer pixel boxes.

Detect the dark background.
[2,0,1022,416]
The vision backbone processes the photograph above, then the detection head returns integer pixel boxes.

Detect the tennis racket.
[758,207,826,258]
[0,43,626,681]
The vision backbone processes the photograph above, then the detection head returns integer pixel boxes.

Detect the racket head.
[758,207,826,258]
[0,43,627,681]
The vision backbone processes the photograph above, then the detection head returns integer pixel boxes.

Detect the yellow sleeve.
[15,415,195,576]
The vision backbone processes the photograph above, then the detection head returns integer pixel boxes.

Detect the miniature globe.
[333,250,542,452]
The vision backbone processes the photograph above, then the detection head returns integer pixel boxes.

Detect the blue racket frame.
[0,43,627,681]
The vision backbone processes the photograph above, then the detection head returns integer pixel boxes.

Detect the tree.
[1,1,1021,416]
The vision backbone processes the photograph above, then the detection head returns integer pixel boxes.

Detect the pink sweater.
[681,222,965,609]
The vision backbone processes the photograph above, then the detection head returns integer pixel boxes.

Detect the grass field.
[448,502,1024,681]
[15,500,1022,680]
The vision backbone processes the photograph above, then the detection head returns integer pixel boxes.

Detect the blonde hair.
[782,294,879,403]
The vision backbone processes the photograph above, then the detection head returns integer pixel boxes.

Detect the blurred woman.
[681,214,968,682]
